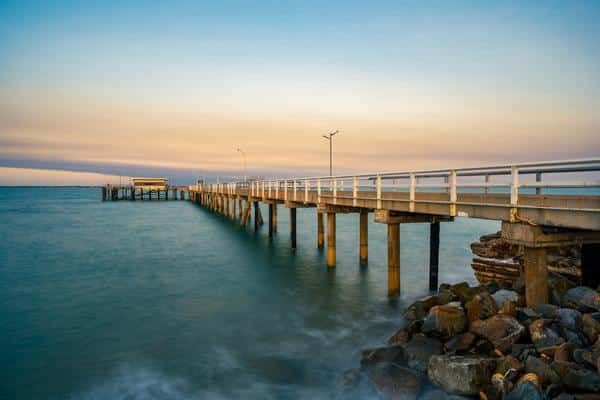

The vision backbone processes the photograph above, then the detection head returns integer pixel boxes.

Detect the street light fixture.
[236,148,247,182]
[322,130,339,176]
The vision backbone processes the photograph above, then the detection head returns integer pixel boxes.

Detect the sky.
[1,0,599,185]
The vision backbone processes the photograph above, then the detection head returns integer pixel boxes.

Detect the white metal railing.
[195,158,600,214]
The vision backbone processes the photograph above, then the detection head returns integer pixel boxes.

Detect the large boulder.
[548,272,576,305]
[367,363,424,400]
[465,292,498,322]
[535,303,559,319]
[428,355,496,396]
[404,296,439,321]
[388,320,423,345]
[469,314,525,353]
[422,304,467,338]
[401,334,443,373]
[554,342,578,362]
[448,282,476,304]
[495,355,524,376]
[562,287,600,313]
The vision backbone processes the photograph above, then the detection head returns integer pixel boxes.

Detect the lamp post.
[322,130,339,176]
[236,148,247,182]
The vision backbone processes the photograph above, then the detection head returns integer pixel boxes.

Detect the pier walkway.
[187,159,600,306]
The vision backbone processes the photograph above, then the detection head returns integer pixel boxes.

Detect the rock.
[505,381,544,400]
[367,363,423,400]
[427,355,496,396]
[573,349,597,368]
[469,314,525,353]
[465,292,498,322]
[516,307,540,322]
[339,368,363,391]
[582,313,600,343]
[449,282,476,304]
[554,342,578,362]
[562,287,600,313]
[544,383,563,399]
[525,355,561,386]
[551,360,600,392]
[517,372,541,388]
[388,328,410,345]
[404,296,439,321]
[422,305,467,338]
[401,334,443,373]
[529,319,565,353]
[510,344,538,362]
[549,272,576,305]
[536,303,559,319]
[495,355,524,376]
[360,345,406,366]
[556,308,583,331]
[470,339,495,357]
[493,289,519,310]
[444,332,477,354]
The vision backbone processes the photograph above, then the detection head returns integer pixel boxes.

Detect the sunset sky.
[1,1,599,185]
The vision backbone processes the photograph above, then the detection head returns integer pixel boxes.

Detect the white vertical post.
[293,180,297,201]
[305,180,309,203]
[376,174,382,209]
[484,174,490,195]
[449,170,457,216]
[268,181,272,198]
[353,176,358,207]
[511,166,519,206]
[261,181,265,198]
[333,178,337,204]
[409,173,416,212]
[275,181,279,198]
[317,178,322,203]
[284,180,288,201]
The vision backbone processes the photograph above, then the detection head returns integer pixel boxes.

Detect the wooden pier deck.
[187,159,600,305]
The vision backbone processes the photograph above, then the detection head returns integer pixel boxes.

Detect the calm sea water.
[0,187,499,399]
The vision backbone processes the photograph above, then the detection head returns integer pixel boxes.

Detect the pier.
[187,159,600,305]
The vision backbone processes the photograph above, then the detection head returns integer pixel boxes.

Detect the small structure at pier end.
[102,177,187,201]
[132,177,168,190]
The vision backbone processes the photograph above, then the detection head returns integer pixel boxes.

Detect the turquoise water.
[0,187,499,399]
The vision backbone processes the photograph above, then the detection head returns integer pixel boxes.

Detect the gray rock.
[422,304,467,339]
[556,308,583,331]
[367,363,423,400]
[562,287,600,313]
[525,355,561,386]
[554,342,577,362]
[493,289,519,310]
[505,381,544,400]
[360,345,406,366]
[428,355,496,396]
[404,296,439,320]
[401,334,443,373]
[448,282,476,304]
[551,360,600,392]
[445,332,477,354]
[535,303,559,319]
[495,355,524,376]
[549,272,576,306]
[469,314,525,353]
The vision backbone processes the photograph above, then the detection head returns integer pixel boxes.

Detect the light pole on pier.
[236,148,247,182]
[322,130,339,176]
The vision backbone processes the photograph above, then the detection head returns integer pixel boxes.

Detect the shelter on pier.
[132,177,168,190]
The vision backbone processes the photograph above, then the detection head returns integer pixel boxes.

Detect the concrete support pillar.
[290,208,297,251]
[524,247,549,307]
[327,212,336,267]
[359,211,368,264]
[225,197,230,217]
[102,187,107,201]
[388,223,400,297]
[268,204,274,237]
[238,199,243,219]
[232,197,237,219]
[254,202,260,231]
[272,204,278,232]
[581,243,600,288]
[429,221,440,291]
[317,212,324,250]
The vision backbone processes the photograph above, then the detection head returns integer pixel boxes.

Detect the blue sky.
[1,1,599,183]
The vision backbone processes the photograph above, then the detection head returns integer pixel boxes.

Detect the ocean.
[0,187,500,399]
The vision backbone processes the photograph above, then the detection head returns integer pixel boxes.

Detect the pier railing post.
[449,170,457,216]
[293,180,297,201]
[317,178,321,203]
[353,176,358,207]
[333,178,337,205]
[510,165,519,221]
[304,180,309,203]
[409,173,416,212]
[376,175,382,209]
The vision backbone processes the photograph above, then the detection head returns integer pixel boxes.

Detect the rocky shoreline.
[349,234,600,400]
